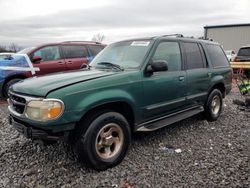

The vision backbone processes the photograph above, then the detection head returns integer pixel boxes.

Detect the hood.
[11,69,117,97]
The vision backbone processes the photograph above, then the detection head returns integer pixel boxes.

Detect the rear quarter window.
[205,44,229,68]
[88,45,105,56]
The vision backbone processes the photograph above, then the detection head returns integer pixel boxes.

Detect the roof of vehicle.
[119,34,218,45]
[35,41,105,48]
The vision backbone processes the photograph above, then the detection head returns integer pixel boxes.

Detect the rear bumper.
[9,115,70,141]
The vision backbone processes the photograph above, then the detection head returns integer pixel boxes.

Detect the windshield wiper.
[97,62,124,71]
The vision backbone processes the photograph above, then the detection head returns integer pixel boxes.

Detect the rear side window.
[62,45,88,58]
[88,45,105,56]
[152,41,182,71]
[238,47,250,56]
[206,44,229,67]
[183,42,205,69]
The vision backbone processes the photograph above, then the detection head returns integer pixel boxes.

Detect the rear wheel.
[74,111,131,171]
[3,78,22,97]
[204,89,223,121]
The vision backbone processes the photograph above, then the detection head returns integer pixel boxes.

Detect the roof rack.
[161,34,184,37]
[198,37,213,41]
[62,41,101,44]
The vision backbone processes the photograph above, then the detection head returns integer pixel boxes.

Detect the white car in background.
[225,50,236,61]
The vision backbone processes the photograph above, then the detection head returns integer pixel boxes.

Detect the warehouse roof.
[204,23,250,29]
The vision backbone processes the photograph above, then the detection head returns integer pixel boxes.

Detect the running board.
[136,106,204,131]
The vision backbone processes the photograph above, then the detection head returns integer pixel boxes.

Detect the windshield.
[17,47,35,54]
[90,40,152,69]
[238,47,250,56]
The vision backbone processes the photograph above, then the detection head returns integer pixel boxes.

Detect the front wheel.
[74,111,131,171]
[204,89,223,121]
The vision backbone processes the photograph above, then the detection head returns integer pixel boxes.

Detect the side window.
[183,42,204,69]
[206,44,230,67]
[88,45,105,56]
[152,42,182,71]
[62,45,88,59]
[33,46,60,61]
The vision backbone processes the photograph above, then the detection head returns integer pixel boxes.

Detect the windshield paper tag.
[131,41,150,46]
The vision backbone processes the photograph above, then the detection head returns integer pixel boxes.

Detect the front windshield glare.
[90,40,151,69]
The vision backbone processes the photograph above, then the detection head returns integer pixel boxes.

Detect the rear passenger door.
[61,45,89,70]
[183,42,211,106]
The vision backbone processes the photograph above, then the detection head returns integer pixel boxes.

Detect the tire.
[204,89,223,121]
[3,79,22,97]
[74,111,131,171]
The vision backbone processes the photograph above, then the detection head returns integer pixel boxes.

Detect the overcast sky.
[0,0,249,48]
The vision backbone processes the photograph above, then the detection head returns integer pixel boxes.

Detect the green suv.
[8,35,232,170]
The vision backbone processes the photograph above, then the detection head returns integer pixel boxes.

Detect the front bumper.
[9,115,70,141]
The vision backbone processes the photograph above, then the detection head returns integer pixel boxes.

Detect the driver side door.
[142,40,187,120]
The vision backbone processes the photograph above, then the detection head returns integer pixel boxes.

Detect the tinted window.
[152,42,182,71]
[206,44,229,67]
[238,47,250,56]
[184,42,204,69]
[33,46,60,61]
[88,45,104,56]
[62,45,88,58]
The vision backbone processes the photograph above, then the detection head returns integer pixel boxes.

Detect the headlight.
[25,99,64,121]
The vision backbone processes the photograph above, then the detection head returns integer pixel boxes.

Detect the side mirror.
[146,60,168,75]
[32,56,42,63]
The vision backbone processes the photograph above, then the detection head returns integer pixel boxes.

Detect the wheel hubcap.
[211,95,221,115]
[95,123,124,160]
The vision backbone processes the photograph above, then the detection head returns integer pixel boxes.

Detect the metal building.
[204,23,250,53]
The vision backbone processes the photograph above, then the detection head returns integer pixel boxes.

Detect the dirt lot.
[0,88,249,187]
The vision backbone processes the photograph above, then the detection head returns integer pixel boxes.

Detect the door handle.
[179,76,185,81]
[207,73,212,78]
[58,62,65,65]
[67,61,73,64]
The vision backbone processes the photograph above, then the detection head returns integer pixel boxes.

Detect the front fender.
[47,88,138,124]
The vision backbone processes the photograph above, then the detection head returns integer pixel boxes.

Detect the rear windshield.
[238,47,250,56]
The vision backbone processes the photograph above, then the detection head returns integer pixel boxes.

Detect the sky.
[0,0,249,48]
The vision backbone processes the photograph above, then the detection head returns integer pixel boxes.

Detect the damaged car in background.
[0,41,105,98]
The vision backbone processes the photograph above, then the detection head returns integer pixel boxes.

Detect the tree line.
[0,43,22,53]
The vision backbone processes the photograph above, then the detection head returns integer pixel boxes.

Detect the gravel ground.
[0,87,249,188]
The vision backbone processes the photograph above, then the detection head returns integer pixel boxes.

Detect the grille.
[9,93,26,114]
